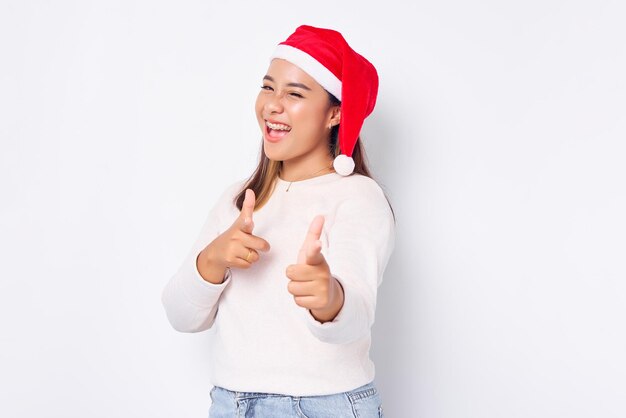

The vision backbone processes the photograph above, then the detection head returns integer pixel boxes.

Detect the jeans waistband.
[216,381,377,401]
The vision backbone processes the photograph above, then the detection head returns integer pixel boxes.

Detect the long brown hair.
[234,92,396,223]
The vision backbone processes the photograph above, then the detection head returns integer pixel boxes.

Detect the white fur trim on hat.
[270,44,342,100]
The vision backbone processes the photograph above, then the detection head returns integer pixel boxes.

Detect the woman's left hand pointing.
[285,215,344,323]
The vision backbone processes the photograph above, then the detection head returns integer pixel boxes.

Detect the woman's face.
[255,58,340,170]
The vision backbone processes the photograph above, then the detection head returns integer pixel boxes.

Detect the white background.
[1,1,625,417]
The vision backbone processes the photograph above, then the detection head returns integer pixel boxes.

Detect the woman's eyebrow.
[263,75,311,91]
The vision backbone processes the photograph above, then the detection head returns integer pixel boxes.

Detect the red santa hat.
[269,25,379,176]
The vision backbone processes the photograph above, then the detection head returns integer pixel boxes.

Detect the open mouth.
[265,121,291,141]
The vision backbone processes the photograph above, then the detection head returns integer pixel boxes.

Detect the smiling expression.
[255,58,340,170]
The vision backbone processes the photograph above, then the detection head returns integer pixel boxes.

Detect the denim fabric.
[209,381,384,417]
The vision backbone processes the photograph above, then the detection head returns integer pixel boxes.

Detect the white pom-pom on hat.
[333,154,355,176]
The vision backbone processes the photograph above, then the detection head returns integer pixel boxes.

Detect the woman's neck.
[279,159,335,182]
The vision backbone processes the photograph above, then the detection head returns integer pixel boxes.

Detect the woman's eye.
[289,92,303,98]
[260,85,273,91]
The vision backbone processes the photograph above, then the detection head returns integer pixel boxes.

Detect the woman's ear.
[330,106,341,126]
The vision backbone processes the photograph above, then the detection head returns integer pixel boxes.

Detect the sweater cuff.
[302,275,360,344]
[178,254,231,308]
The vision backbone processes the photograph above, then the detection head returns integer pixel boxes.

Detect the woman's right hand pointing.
[196,189,271,284]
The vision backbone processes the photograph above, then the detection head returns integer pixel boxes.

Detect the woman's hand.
[285,215,344,323]
[197,189,271,284]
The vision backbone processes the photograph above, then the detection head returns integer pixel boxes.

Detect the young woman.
[162,25,396,417]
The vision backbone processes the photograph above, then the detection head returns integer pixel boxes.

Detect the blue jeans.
[209,381,384,417]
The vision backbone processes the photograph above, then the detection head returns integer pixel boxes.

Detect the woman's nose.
[265,92,284,113]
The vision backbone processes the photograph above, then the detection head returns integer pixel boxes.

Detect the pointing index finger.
[302,215,324,248]
[240,189,255,230]
[296,215,324,265]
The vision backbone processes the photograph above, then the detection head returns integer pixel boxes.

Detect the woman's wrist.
[196,249,228,284]
[310,277,345,323]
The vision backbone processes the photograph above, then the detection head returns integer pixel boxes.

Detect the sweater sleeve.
[161,180,242,333]
[303,182,396,344]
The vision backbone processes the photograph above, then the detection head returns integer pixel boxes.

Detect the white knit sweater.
[161,172,395,396]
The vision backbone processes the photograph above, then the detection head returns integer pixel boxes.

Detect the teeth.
[266,121,291,131]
